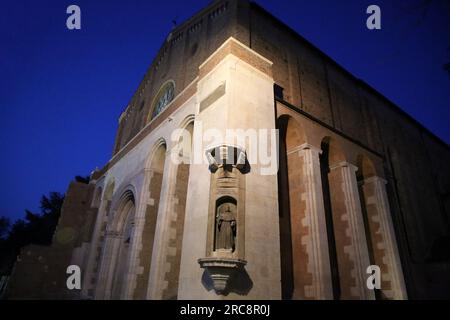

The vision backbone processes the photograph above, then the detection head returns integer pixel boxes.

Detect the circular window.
[150,81,175,120]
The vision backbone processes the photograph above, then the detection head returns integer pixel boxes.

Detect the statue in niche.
[215,201,237,252]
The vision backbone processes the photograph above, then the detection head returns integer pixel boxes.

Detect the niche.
[198,145,249,295]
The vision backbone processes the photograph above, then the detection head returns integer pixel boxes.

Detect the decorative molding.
[287,143,322,156]
[199,37,273,71]
[205,145,248,173]
[363,176,387,186]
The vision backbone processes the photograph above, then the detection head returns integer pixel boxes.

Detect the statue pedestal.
[198,257,247,295]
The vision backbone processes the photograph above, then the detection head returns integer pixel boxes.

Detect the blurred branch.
[75,175,90,184]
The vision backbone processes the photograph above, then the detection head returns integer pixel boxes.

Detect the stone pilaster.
[329,162,375,300]
[297,143,333,300]
[360,176,407,299]
[287,143,333,299]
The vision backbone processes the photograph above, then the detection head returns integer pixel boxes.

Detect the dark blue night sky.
[1,0,449,221]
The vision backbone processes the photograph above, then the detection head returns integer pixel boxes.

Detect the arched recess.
[108,190,136,300]
[277,115,308,300]
[161,117,194,300]
[319,137,343,299]
[356,155,377,181]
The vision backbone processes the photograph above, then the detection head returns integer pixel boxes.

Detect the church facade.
[7,0,450,300]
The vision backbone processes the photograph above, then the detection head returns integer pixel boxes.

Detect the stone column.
[329,162,375,300]
[360,176,407,299]
[295,143,333,299]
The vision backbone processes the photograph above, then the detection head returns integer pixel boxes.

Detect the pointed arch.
[110,189,136,233]
[146,138,167,172]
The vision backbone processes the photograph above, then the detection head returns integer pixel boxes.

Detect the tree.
[0,174,89,276]
[0,217,10,240]
[0,192,65,275]
[17,192,65,246]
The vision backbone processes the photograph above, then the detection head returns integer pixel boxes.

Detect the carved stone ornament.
[205,145,247,173]
[198,257,247,294]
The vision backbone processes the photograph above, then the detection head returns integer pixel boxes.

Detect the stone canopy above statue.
[205,145,248,173]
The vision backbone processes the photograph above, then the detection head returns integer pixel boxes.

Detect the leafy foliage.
[0,192,65,275]
[0,217,10,240]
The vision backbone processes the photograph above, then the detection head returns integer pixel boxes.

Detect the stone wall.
[7,181,96,299]
[246,2,450,299]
